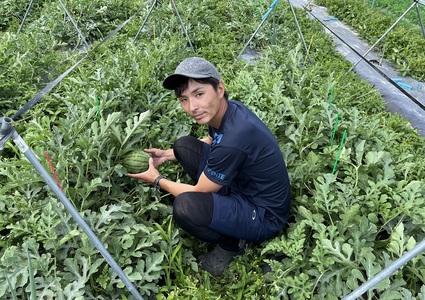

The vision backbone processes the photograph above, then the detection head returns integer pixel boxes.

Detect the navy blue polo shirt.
[204,100,291,225]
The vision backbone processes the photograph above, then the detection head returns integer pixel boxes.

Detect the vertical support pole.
[57,0,90,49]
[0,117,13,156]
[18,0,35,34]
[415,1,425,38]
[237,16,269,60]
[133,0,158,43]
[237,0,281,60]
[18,0,90,49]
[288,0,312,63]
[170,0,195,52]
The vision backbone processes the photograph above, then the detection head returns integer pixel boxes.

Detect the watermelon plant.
[1,0,424,299]
[315,0,425,80]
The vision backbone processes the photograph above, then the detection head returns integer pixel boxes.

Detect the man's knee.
[173,136,195,159]
[173,136,193,148]
[173,192,214,227]
[173,192,191,224]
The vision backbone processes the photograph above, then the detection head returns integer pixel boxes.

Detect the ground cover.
[1,0,425,299]
[315,0,425,80]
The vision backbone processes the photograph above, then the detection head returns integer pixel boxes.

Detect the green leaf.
[63,279,85,300]
[388,223,405,257]
[27,251,36,300]
[136,252,164,283]
[121,111,151,148]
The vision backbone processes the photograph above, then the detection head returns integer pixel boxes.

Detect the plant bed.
[1,0,424,298]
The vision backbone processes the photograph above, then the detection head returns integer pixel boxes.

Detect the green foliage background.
[0,0,424,299]
[315,0,425,80]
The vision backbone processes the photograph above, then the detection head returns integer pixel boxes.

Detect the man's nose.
[189,98,198,112]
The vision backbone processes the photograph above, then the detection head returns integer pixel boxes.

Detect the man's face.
[177,79,225,127]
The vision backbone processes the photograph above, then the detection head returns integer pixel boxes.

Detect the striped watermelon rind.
[122,151,150,173]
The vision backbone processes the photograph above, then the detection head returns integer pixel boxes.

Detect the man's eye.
[196,93,203,97]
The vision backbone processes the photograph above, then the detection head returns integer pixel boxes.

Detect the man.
[128,57,291,276]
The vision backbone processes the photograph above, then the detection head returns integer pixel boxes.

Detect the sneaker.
[198,245,243,276]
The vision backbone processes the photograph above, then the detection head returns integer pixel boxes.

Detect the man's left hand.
[127,158,160,184]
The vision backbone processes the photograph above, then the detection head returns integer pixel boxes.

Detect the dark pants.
[172,136,240,251]
[172,136,281,251]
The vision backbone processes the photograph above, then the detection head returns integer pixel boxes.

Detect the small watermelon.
[122,151,150,173]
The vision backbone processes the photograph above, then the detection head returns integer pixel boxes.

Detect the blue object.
[324,17,339,21]
[397,82,414,90]
[262,0,280,20]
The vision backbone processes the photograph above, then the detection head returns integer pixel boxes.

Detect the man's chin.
[194,116,208,125]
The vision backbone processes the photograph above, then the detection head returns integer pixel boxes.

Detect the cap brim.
[162,74,188,90]
[162,73,212,90]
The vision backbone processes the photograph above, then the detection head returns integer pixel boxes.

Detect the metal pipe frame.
[0,117,144,300]
[18,0,90,50]
[237,0,311,63]
[343,239,425,299]
[133,0,194,52]
[348,0,420,72]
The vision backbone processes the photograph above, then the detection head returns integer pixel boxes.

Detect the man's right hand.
[144,148,175,167]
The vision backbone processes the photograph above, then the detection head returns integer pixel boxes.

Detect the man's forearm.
[155,177,196,197]
[155,172,222,197]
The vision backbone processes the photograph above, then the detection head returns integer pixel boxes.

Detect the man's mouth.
[193,113,205,120]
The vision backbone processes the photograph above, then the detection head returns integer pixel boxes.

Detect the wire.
[11,5,147,121]
[302,5,425,112]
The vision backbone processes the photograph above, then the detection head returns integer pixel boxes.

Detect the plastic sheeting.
[292,0,425,136]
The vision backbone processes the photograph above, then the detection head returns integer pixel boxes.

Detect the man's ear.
[218,81,225,98]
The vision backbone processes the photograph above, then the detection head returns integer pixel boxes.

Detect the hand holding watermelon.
[144,148,174,167]
[126,154,160,185]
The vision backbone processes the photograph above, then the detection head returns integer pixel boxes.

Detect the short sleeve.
[203,146,247,185]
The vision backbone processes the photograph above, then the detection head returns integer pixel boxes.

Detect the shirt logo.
[206,168,225,180]
[212,133,223,146]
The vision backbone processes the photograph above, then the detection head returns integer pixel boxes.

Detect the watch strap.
[153,175,165,190]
